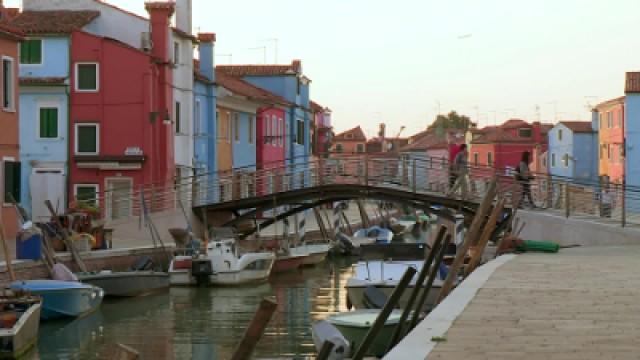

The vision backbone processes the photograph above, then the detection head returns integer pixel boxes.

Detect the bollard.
[231,298,278,360]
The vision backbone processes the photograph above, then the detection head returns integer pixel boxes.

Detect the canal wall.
[0,246,172,286]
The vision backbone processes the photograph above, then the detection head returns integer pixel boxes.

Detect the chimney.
[174,0,192,34]
[197,33,215,81]
[145,2,174,63]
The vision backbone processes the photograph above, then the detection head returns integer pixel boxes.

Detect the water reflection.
[35,258,355,359]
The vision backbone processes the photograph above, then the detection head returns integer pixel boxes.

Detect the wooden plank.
[44,200,88,273]
[465,198,505,277]
[438,178,497,303]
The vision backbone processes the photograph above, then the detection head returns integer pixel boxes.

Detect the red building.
[0,21,23,239]
[68,2,175,220]
[470,119,551,172]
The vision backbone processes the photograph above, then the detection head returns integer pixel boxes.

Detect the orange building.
[594,96,625,184]
[330,126,367,154]
[0,22,23,239]
[216,106,234,172]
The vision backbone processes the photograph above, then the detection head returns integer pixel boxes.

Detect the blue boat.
[9,281,104,320]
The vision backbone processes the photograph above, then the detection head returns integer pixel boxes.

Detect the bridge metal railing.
[73,154,640,229]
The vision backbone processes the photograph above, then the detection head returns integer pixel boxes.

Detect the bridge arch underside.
[194,184,489,238]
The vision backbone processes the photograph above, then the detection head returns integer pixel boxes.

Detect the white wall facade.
[172,33,194,170]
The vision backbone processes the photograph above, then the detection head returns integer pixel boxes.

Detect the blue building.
[10,12,99,221]
[625,73,640,211]
[216,60,312,171]
[193,33,217,177]
[547,121,598,184]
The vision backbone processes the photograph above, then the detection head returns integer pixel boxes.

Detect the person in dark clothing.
[517,151,536,208]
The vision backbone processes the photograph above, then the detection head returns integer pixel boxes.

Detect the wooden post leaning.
[437,178,497,303]
[44,200,88,273]
[465,197,505,277]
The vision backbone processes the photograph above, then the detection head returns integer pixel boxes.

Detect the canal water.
[34,258,356,360]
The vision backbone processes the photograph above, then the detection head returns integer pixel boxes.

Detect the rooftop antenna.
[534,104,541,122]
[262,38,279,63]
[216,54,233,64]
[248,46,267,64]
[584,96,598,111]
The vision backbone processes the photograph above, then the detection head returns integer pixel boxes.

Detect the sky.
[6,0,640,138]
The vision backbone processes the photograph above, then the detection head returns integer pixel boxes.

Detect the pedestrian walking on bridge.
[447,144,469,199]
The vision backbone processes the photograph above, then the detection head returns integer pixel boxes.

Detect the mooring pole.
[231,298,278,360]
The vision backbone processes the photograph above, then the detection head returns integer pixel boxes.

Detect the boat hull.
[346,283,441,312]
[290,244,330,266]
[77,272,169,297]
[272,255,305,273]
[327,309,406,357]
[0,302,41,359]
[10,281,104,320]
[169,255,275,287]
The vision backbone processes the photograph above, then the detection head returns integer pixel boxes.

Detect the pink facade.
[256,107,286,170]
[69,3,175,218]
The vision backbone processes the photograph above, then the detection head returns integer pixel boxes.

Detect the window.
[473,153,479,166]
[39,107,58,139]
[75,63,99,92]
[74,184,99,206]
[562,154,569,168]
[273,116,278,143]
[227,112,232,141]
[607,144,611,159]
[600,145,605,160]
[265,115,271,140]
[551,153,556,167]
[75,123,99,155]
[345,134,353,140]
[487,152,493,166]
[2,57,14,110]
[249,116,254,144]
[518,128,532,138]
[356,143,365,153]
[542,156,547,168]
[296,78,301,95]
[557,129,563,141]
[619,110,623,127]
[607,112,613,128]
[296,119,305,145]
[233,113,240,142]
[599,113,603,129]
[173,42,180,65]
[194,100,201,135]
[3,161,20,203]
[175,101,181,133]
[20,39,42,65]
[336,143,343,153]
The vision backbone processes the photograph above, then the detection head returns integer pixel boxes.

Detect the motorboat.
[0,291,41,359]
[169,237,275,286]
[345,260,450,312]
[9,280,103,320]
[289,243,331,266]
[77,271,169,297]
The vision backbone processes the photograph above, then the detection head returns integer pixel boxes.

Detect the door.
[30,169,66,222]
[105,178,133,220]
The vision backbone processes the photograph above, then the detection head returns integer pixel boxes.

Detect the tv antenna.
[262,38,279,63]
[248,46,267,64]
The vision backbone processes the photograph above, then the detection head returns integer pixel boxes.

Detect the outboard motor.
[191,259,213,286]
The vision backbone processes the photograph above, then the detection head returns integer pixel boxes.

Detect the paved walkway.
[388,246,640,360]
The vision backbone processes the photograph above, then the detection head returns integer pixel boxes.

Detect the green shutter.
[76,186,97,205]
[78,125,97,153]
[20,40,42,64]
[78,64,97,90]
[39,108,58,138]
[4,162,20,203]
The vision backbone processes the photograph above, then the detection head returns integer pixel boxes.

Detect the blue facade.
[547,123,597,184]
[242,75,311,166]
[19,37,69,78]
[19,37,71,218]
[193,80,216,174]
[625,94,640,195]
[232,112,256,169]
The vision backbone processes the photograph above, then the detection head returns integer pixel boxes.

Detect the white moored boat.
[169,237,275,286]
[289,243,330,266]
[345,260,450,311]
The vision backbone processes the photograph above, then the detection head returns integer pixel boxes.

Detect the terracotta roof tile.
[0,23,24,40]
[594,96,625,110]
[9,10,99,34]
[19,77,67,86]
[217,60,302,77]
[558,121,594,133]
[333,126,366,142]
[216,71,293,106]
[310,100,324,112]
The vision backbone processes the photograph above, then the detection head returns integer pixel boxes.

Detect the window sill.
[75,89,99,93]
[37,138,63,142]
[75,152,99,156]
[3,108,15,113]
